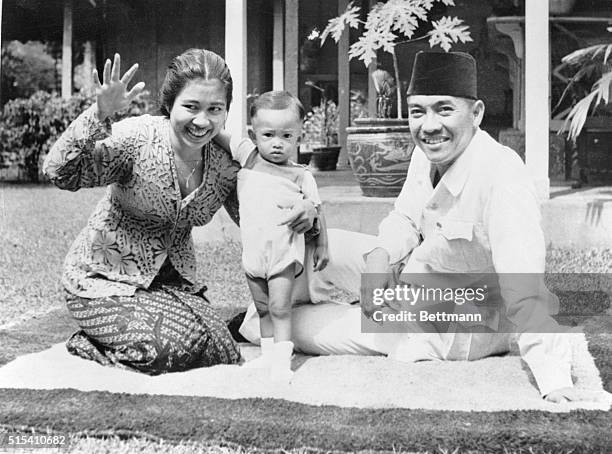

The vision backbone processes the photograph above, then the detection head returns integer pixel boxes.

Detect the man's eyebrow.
[432,99,456,107]
[408,100,456,108]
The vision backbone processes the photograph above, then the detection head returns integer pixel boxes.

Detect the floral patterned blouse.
[43,106,240,298]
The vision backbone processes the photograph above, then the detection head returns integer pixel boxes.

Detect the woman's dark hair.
[250,90,305,121]
[159,48,233,117]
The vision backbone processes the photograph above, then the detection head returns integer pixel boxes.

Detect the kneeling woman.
[43,49,315,374]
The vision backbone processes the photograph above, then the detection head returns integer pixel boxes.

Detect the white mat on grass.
[0,334,610,412]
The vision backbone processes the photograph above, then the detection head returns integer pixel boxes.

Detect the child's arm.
[300,169,328,271]
[312,208,329,271]
[214,130,255,166]
[213,130,232,152]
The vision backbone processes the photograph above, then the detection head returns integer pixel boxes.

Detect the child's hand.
[313,245,329,272]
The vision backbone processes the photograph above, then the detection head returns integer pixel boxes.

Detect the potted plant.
[302,81,341,171]
[321,0,472,196]
[557,34,612,184]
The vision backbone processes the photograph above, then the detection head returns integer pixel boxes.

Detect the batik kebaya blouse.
[43,106,240,298]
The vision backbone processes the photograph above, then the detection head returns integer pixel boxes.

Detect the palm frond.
[561,70,612,141]
[562,44,612,66]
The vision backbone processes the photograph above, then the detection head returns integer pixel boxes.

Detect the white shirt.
[373,128,572,397]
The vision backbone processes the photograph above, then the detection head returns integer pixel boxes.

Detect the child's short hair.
[250,90,305,121]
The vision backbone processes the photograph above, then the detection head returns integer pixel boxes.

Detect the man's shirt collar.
[431,128,483,197]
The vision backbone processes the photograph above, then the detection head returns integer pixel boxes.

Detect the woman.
[43,49,315,374]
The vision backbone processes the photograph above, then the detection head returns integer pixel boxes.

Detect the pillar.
[0,0,3,104]
[62,0,73,99]
[225,0,248,138]
[272,0,284,91]
[367,0,378,117]
[81,41,96,94]
[284,0,299,98]
[525,1,550,200]
[337,0,350,167]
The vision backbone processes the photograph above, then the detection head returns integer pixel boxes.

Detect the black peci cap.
[406,51,477,99]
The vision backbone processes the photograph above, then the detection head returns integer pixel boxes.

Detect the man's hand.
[313,244,329,272]
[279,199,316,234]
[544,387,612,404]
[361,248,392,319]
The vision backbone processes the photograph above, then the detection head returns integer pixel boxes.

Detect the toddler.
[217,91,329,382]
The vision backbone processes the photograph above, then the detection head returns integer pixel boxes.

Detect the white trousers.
[239,229,512,361]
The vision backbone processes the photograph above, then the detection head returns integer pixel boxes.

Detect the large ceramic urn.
[346,118,415,197]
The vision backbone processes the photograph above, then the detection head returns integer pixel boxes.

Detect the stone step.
[193,171,611,250]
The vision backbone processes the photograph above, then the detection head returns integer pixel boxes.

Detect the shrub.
[1,41,57,102]
[0,91,152,182]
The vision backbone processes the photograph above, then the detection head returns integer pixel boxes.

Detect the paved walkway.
[193,168,611,249]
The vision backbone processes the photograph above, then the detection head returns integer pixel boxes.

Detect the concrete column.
[81,41,96,94]
[525,1,550,200]
[272,0,284,91]
[284,0,299,97]
[225,0,248,138]
[62,0,73,99]
[490,19,524,130]
[0,0,3,104]
[367,0,378,117]
[337,0,350,167]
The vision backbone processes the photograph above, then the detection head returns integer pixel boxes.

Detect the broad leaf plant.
[321,0,472,119]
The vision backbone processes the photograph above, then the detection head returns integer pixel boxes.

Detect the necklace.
[175,156,203,189]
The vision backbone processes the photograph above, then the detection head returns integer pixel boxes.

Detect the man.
[360,51,576,403]
[238,51,602,404]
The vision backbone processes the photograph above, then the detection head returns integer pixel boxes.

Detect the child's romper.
[231,138,321,279]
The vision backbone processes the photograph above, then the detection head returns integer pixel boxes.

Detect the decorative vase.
[549,0,577,15]
[297,148,312,165]
[310,145,341,171]
[346,118,415,197]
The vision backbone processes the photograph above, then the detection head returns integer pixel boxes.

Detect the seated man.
[238,51,599,404]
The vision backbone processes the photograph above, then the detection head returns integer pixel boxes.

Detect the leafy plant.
[371,68,395,118]
[557,32,612,142]
[302,100,339,148]
[321,0,472,119]
[1,40,57,103]
[350,89,370,122]
[302,91,368,149]
[0,90,152,182]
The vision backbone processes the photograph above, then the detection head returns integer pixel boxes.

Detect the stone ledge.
[192,185,611,250]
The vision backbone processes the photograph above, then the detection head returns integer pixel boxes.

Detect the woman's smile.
[185,125,211,140]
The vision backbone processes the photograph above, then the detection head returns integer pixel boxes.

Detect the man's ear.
[472,99,485,127]
[247,128,256,142]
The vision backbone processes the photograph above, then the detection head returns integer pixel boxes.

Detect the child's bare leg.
[267,264,296,383]
[244,275,274,368]
[245,276,273,339]
[267,264,296,343]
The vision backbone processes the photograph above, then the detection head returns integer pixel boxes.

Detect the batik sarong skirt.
[65,285,241,374]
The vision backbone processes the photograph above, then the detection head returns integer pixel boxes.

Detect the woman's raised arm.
[43,54,146,190]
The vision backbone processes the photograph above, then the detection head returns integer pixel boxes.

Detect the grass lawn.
[0,183,611,453]
[0,183,251,328]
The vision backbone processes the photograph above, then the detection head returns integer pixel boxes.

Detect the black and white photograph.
[0,0,611,452]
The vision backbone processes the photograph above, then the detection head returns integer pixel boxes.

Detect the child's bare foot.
[269,340,294,384]
[243,337,274,369]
